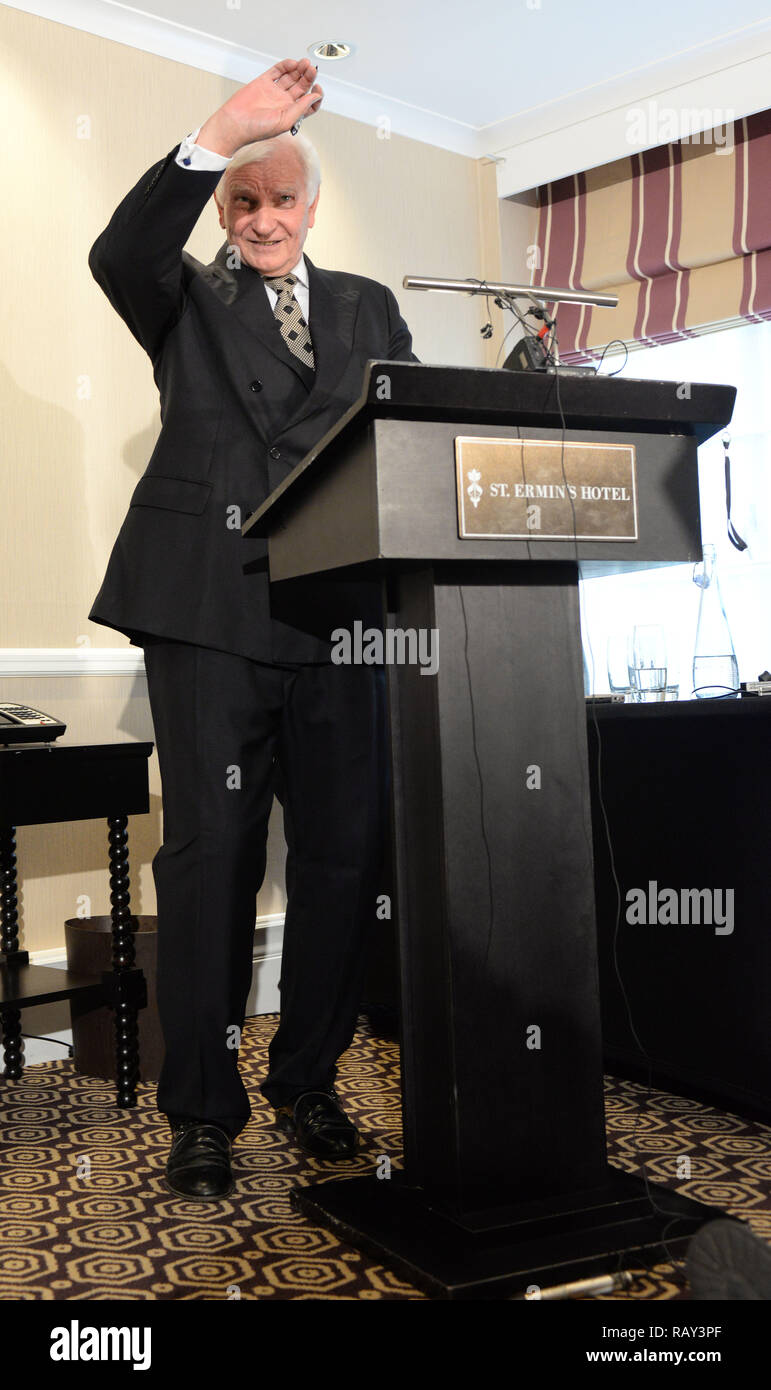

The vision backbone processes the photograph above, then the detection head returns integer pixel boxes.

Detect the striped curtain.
[532,110,771,362]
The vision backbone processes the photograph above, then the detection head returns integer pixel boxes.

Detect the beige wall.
[0,7,517,954]
[495,193,541,361]
[500,193,539,284]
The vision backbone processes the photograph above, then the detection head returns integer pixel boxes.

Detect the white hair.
[214,131,321,206]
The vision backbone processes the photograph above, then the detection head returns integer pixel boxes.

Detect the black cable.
[464,277,549,368]
[457,590,497,968]
[505,292,555,366]
[594,338,629,377]
[495,316,527,369]
[20,1032,74,1055]
[548,327,689,1279]
[466,293,694,1283]
[552,333,697,1278]
[549,338,602,922]
[459,281,538,967]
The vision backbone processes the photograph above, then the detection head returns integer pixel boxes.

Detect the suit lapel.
[304,255,360,398]
[204,245,361,438]
[208,241,311,383]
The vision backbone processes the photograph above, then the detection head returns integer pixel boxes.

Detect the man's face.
[215,149,319,279]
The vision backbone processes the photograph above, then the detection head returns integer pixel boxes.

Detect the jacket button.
[249,379,262,392]
[269,446,281,459]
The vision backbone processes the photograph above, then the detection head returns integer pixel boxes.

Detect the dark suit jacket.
[87,145,419,662]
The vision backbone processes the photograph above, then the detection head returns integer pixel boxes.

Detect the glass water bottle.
[692,544,739,698]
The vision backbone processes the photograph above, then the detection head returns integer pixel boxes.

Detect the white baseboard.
[246,915,283,1016]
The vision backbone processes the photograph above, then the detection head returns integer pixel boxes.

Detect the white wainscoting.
[0,648,145,677]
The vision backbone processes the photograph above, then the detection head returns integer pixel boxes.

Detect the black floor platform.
[294,1168,729,1300]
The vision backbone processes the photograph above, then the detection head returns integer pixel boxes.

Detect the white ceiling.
[7,0,771,193]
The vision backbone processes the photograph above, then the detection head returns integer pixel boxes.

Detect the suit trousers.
[141,636,388,1138]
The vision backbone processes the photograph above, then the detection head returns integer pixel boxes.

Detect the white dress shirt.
[175,128,310,320]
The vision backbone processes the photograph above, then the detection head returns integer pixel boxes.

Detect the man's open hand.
[198,59,324,157]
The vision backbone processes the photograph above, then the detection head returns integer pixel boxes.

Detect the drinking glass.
[628,625,667,703]
[607,634,632,698]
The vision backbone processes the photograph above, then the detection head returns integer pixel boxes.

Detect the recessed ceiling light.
[307,41,356,61]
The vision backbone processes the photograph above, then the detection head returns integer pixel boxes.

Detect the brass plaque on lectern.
[455,437,638,541]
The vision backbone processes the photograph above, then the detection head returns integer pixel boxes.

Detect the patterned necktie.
[263,274,315,370]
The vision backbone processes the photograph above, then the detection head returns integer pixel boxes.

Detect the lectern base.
[292,1168,726,1300]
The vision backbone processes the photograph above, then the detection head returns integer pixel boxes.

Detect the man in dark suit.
[87,58,418,1198]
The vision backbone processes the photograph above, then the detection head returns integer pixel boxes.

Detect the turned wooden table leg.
[107,814,140,1107]
[0,825,25,1080]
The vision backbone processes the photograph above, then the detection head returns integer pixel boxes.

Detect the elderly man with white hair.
[88,59,418,1199]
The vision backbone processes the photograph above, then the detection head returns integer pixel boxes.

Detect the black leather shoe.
[164,1119,234,1199]
[275,1090,359,1158]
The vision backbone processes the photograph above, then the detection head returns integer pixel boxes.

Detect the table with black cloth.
[362,697,770,1121]
[586,695,770,1121]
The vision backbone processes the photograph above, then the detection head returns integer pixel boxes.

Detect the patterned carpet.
[0,1014,769,1301]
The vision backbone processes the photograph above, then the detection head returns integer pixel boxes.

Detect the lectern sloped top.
[243,361,736,541]
[242,361,736,576]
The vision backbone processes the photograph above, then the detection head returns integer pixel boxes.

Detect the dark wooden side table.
[0,741,153,1107]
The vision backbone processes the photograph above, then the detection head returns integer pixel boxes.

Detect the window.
[579,320,771,696]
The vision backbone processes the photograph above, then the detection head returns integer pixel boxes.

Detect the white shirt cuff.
[176,128,233,171]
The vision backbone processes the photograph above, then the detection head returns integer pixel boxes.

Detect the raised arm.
[88,59,324,361]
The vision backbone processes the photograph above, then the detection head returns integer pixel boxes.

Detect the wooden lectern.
[244,363,736,1298]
